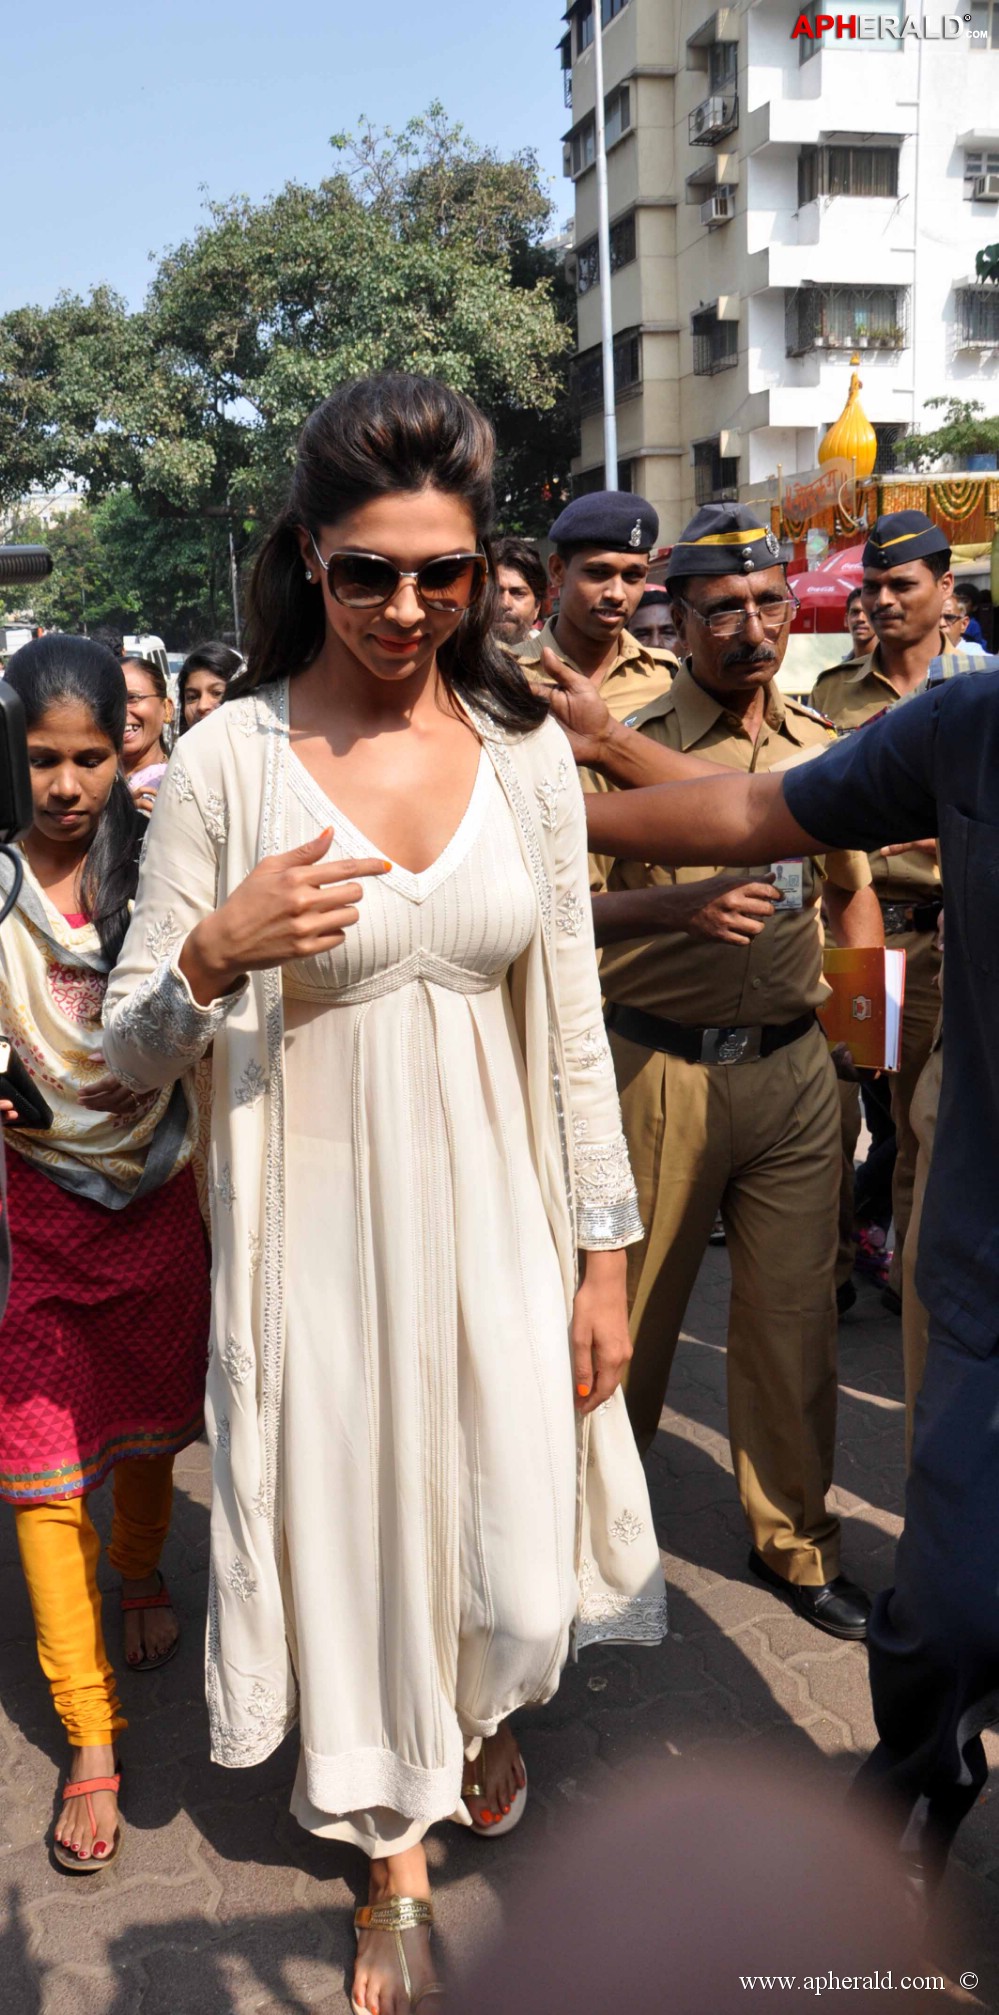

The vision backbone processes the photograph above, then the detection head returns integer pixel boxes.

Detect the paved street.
[2,1252,998,2014]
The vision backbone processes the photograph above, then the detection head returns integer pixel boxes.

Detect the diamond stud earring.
[305,569,314,581]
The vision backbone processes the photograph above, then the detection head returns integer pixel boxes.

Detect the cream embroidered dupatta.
[0,855,191,1204]
[104,681,667,1769]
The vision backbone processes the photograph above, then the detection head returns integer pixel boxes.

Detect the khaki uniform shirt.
[515,616,677,891]
[596,665,872,1028]
[514,616,677,725]
[811,641,949,903]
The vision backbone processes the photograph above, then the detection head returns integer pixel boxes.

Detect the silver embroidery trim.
[535,758,569,831]
[577,1198,644,1248]
[105,956,237,1065]
[146,912,181,962]
[215,1162,236,1212]
[215,1415,231,1454]
[556,890,586,938]
[203,788,229,844]
[227,1557,258,1601]
[171,763,195,804]
[220,1334,253,1383]
[574,1134,639,1208]
[234,1059,268,1107]
[575,1589,669,1650]
[572,1028,613,1073]
[609,1509,645,1546]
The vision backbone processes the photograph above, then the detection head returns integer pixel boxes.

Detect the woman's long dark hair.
[5,635,140,965]
[236,373,548,736]
[177,641,243,732]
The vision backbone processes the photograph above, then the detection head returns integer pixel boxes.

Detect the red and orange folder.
[819,946,906,1072]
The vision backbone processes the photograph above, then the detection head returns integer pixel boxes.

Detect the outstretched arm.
[536,648,730,787]
[584,769,818,868]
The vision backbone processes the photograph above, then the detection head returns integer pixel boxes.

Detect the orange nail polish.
[383,860,392,870]
[576,1382,591,1398]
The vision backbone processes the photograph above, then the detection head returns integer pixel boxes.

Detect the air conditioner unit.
[701,190,733,226]
[692,95,725,136]
[973,172,999,200]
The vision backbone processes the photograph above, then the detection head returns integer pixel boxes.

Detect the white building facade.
[560,0,999,532]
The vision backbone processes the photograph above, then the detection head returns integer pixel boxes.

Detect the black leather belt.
[604,1002,816,1066]
[878,895,942,937]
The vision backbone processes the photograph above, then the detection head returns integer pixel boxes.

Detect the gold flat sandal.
[352,1896,446,2012]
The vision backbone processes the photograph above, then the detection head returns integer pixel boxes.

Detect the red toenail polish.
[94,1841,107,1855]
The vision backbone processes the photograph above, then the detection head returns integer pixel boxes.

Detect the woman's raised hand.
[179,829,390,1005]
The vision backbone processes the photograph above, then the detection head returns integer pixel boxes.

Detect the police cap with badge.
[665,503,788,581]
[862,510,951,571]
[549,491,659,554]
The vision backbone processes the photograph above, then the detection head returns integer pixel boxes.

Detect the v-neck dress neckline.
[286,740,493,906]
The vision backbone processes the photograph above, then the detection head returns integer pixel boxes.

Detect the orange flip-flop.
[120,1570,180,1671]
[52,1768,123,1874]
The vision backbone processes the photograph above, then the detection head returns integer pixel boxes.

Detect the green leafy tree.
[902,397,999,471]
[1,498,234,645]
[0,108,575,550]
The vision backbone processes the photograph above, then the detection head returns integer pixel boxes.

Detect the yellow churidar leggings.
[14,1454,174,1747]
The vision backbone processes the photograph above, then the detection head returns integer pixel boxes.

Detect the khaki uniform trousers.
[612,1018,842,1586]
[901,1040,943,1467]
[887,928,941,1297]
[835,1083,863,1291]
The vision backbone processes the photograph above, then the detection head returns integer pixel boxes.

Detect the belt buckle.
[880,899,910,936]
[701,1025,761,1066]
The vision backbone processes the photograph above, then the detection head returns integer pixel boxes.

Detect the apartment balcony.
[743,242,913,295]
[742,97,912,155]
[689,93,739,145]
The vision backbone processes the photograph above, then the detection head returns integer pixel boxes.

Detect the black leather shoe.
[748,1550,870,1641]
[836,1278,858,1316]
[881,1284,903,1317]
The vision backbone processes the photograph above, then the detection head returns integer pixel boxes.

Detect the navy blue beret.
[665,504,787,580]
[863,511,950,570]
[548,491,659,553]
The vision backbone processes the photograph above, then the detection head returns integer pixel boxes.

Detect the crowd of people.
[0,368,995,2012]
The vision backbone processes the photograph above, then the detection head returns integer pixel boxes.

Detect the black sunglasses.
[309,537,489,613]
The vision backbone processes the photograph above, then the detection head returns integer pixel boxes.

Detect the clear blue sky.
[5,1,569,314]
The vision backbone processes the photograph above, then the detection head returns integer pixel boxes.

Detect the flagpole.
[592,6,619,490]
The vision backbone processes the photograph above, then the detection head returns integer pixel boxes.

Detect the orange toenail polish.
[481,1808,494,1823]
[576,1382,591,1398]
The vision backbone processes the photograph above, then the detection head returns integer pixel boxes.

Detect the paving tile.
[3,1247,999,2012]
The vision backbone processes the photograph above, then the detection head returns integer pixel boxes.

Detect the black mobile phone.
[0,1042,53,1130]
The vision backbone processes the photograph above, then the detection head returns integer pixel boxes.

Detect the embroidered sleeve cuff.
[574,1136,644,1249]
[105,955,247,1068]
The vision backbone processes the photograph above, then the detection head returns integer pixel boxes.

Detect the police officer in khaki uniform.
[554,505,882,1639]
[813,513,954,1311]
[514,491,676,729]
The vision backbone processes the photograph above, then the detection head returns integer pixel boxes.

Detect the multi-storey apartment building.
[560,0,999,534]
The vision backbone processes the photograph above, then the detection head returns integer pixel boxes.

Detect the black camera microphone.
[0,546,53,588]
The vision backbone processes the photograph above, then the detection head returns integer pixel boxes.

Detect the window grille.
[691,307,739,375]
[785,286,909,356]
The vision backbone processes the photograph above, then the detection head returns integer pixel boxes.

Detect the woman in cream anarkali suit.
[103,374,665,2015]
